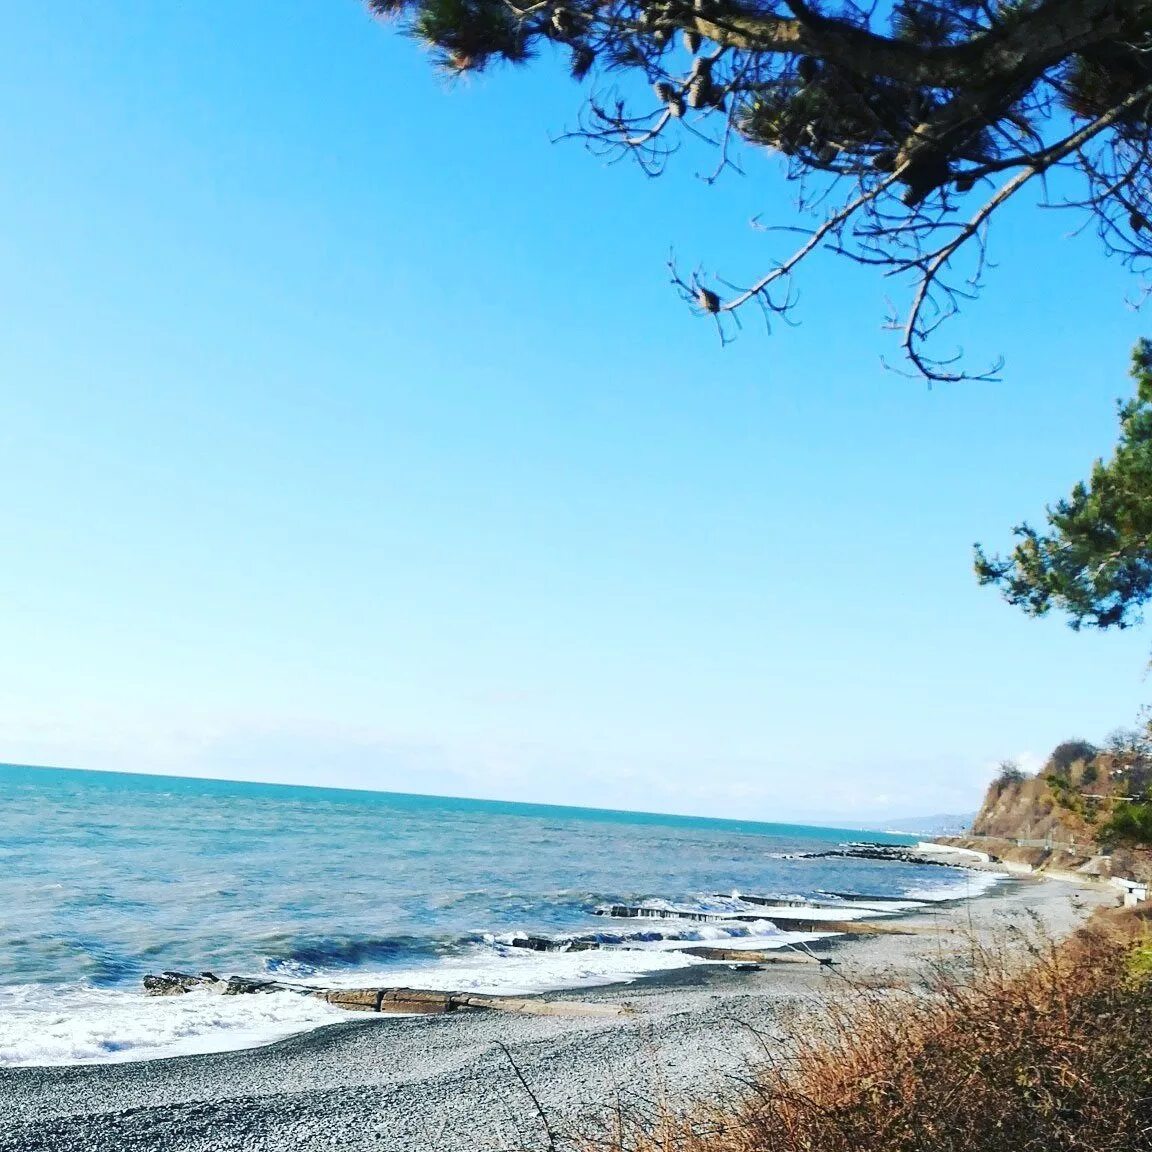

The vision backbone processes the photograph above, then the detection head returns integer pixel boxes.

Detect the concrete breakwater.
[142,971,626,1018]
[593,907,919,935]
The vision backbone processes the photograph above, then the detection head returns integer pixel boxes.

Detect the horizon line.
[0,759,925,839]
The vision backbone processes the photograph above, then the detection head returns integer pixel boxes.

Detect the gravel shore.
[0,874,1116,1152]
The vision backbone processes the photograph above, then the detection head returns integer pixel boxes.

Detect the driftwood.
[142,972,626,1018]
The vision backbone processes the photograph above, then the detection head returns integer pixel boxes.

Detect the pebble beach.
[0,874,1114,1152]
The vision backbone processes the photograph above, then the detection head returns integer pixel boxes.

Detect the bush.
[1048,738,1098,774]
[1105,727,1151,764]
[584,910,1152,1152]
[1103,800,1152,847]
[993,759,1026,791]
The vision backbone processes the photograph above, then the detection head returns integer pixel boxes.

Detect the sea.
[0,763,998,1068]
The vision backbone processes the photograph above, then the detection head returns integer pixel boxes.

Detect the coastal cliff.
[940,740,1152,885]
[971,771,1093,843]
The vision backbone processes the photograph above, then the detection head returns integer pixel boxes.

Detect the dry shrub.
[584,908,1152,1152]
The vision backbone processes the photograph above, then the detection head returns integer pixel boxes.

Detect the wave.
[0,874,1003,1068]
[316,942,718,998]
[262,933,435,974]
[901,868,1004,902]
[492,918,801,951]
[0,981,345,1068]
[594,898,886,923]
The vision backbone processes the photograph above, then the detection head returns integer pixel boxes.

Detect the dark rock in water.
[141,971,320,997]
[596,904,766,924]
[806,846,957,867]
[714,893,813,908]
[597,905,715,922]
[142,971,207,996]
[565,938,600,952]
[221,976,291,996]
[510,935,557,952]
[509,934,600,953]
[819,891,917,903]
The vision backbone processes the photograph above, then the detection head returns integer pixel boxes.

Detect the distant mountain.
[874,813,976,836]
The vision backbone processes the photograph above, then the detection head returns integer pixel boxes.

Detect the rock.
[142,971,320,998]
[316,989,382,1012]
[509,934,600,952]
[141,971,202,996]
[221,977,289,996]
[381,989,455,1014]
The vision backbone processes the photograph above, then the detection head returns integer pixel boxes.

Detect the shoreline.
[0,873,1117,1152]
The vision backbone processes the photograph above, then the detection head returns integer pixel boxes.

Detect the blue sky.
[1,0,1150,823]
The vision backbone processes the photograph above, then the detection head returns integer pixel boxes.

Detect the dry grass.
[580,907,1152,1152]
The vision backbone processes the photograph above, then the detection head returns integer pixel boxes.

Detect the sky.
[1,0,1151,825]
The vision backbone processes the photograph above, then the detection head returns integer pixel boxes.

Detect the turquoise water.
[0,764,990,1066]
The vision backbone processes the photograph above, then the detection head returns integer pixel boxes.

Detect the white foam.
[599,899,885,922]
[726,903,885,921]
[815,898,928,912]
[734,890,929,914]
[0,982,346,1068]
[902,869,1004,902]
[493,917,792,950]
[319,943,713,996]
[603,898,880,926]
[638,930,840,952]
[0,928,835,1067]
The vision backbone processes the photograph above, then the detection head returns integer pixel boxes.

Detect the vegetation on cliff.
[583,907,1152,1152]
[973,727,1152,853]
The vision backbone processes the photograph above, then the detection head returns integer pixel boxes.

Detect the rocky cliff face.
[962,755,1152,885]
[972,775,1093,844]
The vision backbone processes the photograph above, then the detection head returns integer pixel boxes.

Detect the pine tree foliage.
[976,340,1152,629]
[367,0,1152,379]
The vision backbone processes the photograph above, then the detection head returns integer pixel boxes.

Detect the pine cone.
[696,286,721,313]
